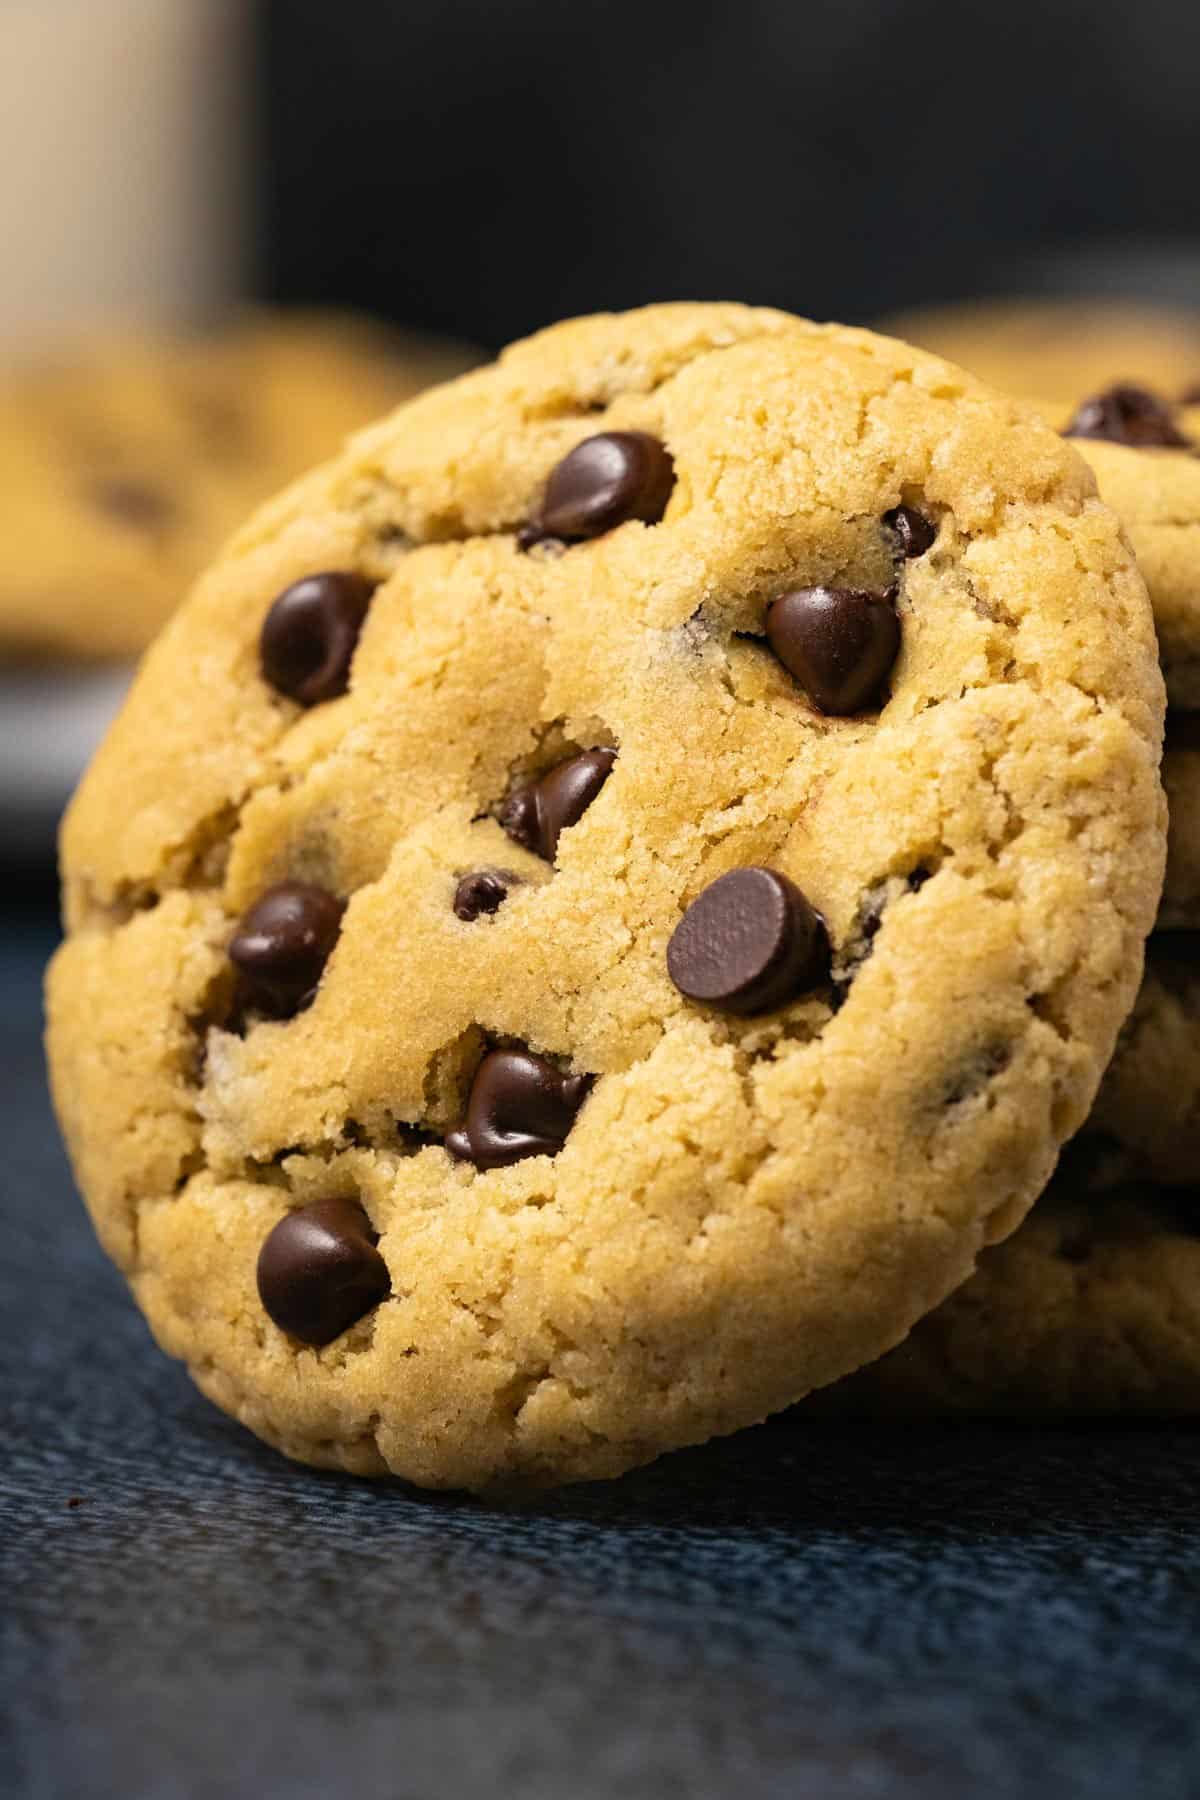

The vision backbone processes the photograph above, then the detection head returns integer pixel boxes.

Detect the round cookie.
[0,311,479,662]
[46,302,1165,1491]
[816,1175,1200,1416]
[880,298,1200,409]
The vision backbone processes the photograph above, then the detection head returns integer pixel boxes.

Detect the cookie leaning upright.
[46,303,1165,1491]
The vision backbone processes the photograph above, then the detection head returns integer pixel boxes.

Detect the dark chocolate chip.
[90,476,175,529]
[500,748,616,861]
[453,869,514,921]
[1063,384,1191,449]
[445,1048,592,1169]
[667,867,830,1015]
[1182,383,1200,405]
[883,505,936,558]
[260,571,375,706]
[257,1197,389,1346]
[534,432,675,541]
[1166,712,1200,752]
[229,881,346,1017]
[766,585,900,715]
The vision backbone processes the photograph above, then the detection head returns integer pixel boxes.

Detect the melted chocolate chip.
[766,585,900,715]
[453,869,513,921]
[883,505,936,558]
[260,572,375,706]
[90,477,175,529]
[445,1048,592,1169]
[1063,384,1191,449]
[229,882,345,1017]
[257,1198,390,1346]
[501,749,616,861]
[667,867,829,1015]
[533,432,675,541]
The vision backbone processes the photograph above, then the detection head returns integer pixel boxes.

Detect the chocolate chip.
[1063,384,1191,449]
[453,869,513,921]
[445,1048,592,1169]
[257,1198,390,1346]
[533,432,675,541]
[1166,712,1200,752]
[90,477,175,529]
[260,572,375,706]
[500,749,616,861]
[229,882,346,1017]
[766,585,900,715]
[1181,383,1200,405]
[883,505,936,558]
[667,867,830,1015]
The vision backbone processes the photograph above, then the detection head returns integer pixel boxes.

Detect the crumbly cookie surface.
[47,303,1165,1490]
[0,311,478,661]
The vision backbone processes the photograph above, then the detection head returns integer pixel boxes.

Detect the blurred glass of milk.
[0,0,248,349]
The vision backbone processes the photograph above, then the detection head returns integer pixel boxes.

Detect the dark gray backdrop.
[257,0,1200,347]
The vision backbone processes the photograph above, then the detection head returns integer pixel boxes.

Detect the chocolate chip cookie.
[0,311,478,661]
[1057,394,1200,709]
[46,302,1165,1490]
[1011,387,1200,1178]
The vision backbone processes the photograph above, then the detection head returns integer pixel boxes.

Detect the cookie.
[46,302,1165,1491]
[1053,398,1200,710]
[0,311,478,662]
[827,386,1200,1414]
[881,298,1200,409]
[1027,388,1200,1177]
[819,1174,1200,1416]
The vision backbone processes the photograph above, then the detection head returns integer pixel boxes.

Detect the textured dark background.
[258,0,1200,347]
[6,908,1200,1799]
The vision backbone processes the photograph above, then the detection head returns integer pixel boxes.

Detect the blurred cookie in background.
[880,297,1200,408]
[0,310,478,858]
[0,310,480,662]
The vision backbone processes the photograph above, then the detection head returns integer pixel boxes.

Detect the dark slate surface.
[6,910,1200,1800]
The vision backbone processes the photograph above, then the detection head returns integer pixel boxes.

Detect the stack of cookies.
[44,303,1190,1491]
